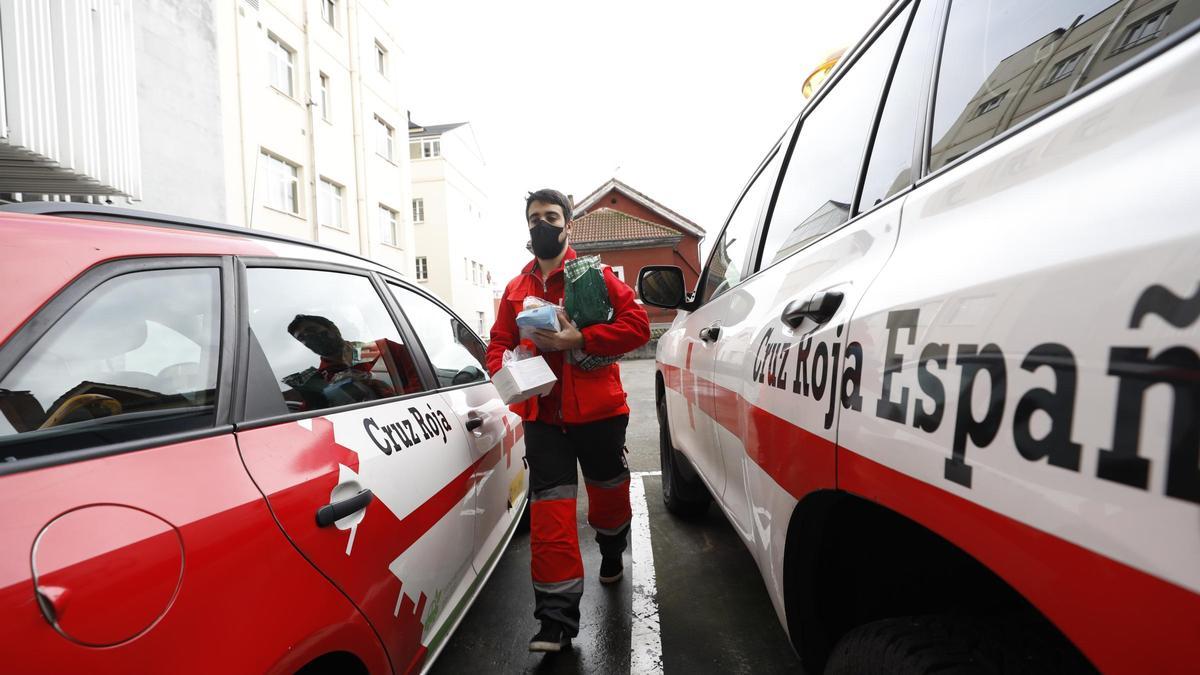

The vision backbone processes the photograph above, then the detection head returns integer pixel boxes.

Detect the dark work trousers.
[525,414,632,636]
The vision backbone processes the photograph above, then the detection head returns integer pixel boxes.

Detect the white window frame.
[318,72,331,122]
[422,139,441,158]
[320,0,337,28]
[477,311,485,334]
[267,34,295,98]
[374,115,394,160]
[412,197,425,224]
[317,177,344,230]
[415,256,429,280]
[973,91,1006,118]
[375,40,388,77]
[379,204,398,245]
[1114,6,1174,53]
[610,265,625,281]
[1042,50,1085,87]
[262,150,300,215]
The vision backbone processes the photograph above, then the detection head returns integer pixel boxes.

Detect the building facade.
[216,0,414,274]
[571,179,704,326]
[409,120,494,335]
[0,0,228,221]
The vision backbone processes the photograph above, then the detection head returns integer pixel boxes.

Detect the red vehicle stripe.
[658,362,1200,672]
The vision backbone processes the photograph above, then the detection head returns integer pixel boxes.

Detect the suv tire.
[824,614,1094,675]
[658,395,710,517]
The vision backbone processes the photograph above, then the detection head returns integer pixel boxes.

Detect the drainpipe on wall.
[347,0,370,257]
[301,0,320,243]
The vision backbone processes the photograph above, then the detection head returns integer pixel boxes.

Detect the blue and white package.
[516,304,561,333]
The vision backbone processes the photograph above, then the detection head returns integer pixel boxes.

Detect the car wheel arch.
[781,489,1089,673]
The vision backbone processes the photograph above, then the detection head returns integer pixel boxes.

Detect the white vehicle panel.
[840,33,1200,595]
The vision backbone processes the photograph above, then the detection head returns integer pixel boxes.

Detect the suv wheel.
[658,395,710,517]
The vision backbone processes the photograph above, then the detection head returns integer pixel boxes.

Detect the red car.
[0,204,527,674]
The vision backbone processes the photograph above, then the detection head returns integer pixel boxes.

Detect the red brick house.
[570,179,704,325]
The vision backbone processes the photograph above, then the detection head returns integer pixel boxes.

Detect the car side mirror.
[637,266,686,309]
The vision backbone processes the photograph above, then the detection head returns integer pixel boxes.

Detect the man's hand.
[530,308,584,352]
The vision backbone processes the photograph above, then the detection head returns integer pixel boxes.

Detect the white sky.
[402,1,892,277]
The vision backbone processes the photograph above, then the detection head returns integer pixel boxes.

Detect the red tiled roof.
[571,208,683,244]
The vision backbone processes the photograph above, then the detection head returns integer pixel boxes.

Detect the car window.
[858,0,940,213]
[388,283,487,388]
[759,6,911,267]
[0,268,220,462]
[701,148,784,303]
[245,268,424,416]
[929,0,1193,172]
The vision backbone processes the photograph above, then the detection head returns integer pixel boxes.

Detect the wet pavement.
[430,359,803,675]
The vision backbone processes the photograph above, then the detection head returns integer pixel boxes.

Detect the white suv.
[639,0,1200,672]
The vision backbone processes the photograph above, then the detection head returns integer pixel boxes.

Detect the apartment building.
[409,120,494,335]
[217,0,414,274]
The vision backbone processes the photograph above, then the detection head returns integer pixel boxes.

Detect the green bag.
[564,255,614,329]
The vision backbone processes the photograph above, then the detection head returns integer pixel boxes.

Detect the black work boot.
[599,554,623,584]
[529,620,571,653]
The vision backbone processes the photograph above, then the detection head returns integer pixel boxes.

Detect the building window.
[317,178,344,230]
[262,151,300,214]
[375,116,394,160]
[412,197,425,224]
[318,72,331,121]
[320,0,336,28]
[1113,5,1174,54]
[463,258,468,280]
[610,265,625,281]
[375,40,388,77]
[973,91,1006,118]
[1042,50,1086,87]
[267,34,295,97]
[410,139,441,159]
[477,311,485,334]
[415,256,428,280]
[379,205,398,245]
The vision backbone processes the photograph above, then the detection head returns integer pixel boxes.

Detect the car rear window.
[0,268,221,463]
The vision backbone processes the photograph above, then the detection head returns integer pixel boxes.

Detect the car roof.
[0,204,408,345]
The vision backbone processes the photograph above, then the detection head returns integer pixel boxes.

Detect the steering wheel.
[39,394,123,430]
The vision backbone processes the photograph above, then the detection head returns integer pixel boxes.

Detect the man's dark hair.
[287,314,338,336]
[525,189,572,222]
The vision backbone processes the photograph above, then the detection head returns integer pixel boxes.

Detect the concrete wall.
[133,0,225,221]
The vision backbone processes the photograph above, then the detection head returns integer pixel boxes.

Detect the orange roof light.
[802,48,846,99]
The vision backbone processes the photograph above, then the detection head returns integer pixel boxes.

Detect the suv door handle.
[465,417,483,432]
[699,325,721,342]
[316,489,374,527]
[781,291,844,328]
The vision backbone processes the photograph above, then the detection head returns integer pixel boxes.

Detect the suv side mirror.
[637,266,686,309]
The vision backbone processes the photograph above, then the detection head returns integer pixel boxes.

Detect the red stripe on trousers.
[584,479,632,530]
[530,499,584,583]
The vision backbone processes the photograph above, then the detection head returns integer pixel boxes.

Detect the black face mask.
[529,218,566,260]
[302,333,343,358]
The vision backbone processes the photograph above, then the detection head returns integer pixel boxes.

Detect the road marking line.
[630,475,664,674]
[632,470,662,478]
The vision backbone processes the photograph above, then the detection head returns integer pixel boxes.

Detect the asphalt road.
[430,358,803,675]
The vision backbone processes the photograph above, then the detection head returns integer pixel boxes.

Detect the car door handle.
[316,489,373,528]
[781,291,844,328]
[699,325,721,342]
[466,417,483,432]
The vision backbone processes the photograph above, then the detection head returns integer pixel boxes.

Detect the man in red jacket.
[487,188,650,653]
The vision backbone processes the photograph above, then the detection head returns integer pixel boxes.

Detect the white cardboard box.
[493,356,557,404]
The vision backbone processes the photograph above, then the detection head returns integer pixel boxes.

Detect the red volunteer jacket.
[487,247,650,425]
